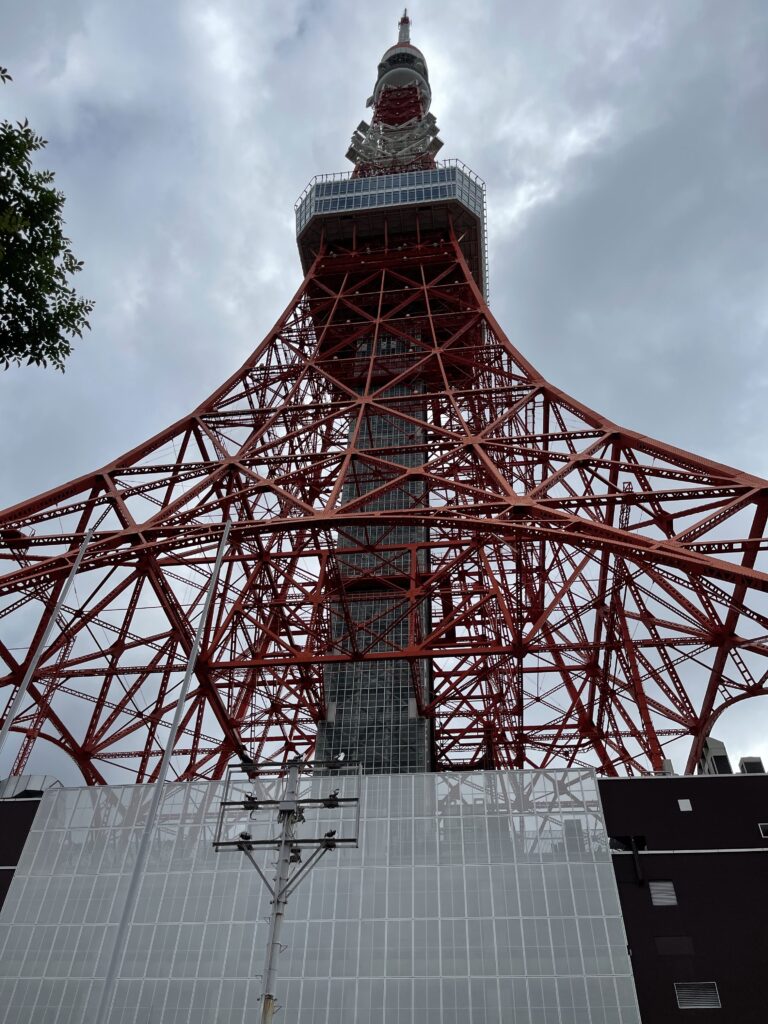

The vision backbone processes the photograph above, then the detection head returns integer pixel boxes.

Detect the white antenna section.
[398,9,411,44]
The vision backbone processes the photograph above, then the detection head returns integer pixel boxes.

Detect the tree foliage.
[0,66,94,370]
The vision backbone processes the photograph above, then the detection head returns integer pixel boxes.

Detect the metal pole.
[92,523,231,1023]
[0,528,95,762]
[259,758,302,1024]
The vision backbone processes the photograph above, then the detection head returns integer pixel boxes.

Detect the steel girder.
[2,225,768,783]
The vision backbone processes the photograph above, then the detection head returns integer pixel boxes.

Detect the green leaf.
[0,69,94,371]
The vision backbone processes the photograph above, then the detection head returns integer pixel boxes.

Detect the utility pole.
[213,758,360,1023]
[259,757,300,1024]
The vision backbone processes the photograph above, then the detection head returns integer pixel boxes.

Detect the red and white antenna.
[346,11,442,175]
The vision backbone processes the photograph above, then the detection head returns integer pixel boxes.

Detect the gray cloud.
[2,0,767,774]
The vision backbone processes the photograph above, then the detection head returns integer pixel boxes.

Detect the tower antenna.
[398,8,411,44]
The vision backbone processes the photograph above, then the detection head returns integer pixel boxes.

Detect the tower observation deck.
[2,12,768,783]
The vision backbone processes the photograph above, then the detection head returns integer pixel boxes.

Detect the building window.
[678,798,692,812]
[674,982,721,1009]
[649,880,678,906]
[655,936,694,956]
[759,823,768,839]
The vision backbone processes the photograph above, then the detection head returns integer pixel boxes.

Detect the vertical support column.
[0,528,95,762]
[91,522,231,1023]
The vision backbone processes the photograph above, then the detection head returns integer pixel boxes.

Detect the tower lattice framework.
[2,13,768,784]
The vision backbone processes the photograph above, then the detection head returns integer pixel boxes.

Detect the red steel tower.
[2,11,768,784]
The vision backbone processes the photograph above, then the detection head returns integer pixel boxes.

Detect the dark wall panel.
[0,798,41,913]
[0,869,14,910]
[599,775,768,850]
[600,775,768,1023]
[613,852,768,1023]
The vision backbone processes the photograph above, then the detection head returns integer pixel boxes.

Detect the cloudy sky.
[2,0,768,775]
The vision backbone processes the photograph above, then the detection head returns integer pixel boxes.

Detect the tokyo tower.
[2,10,768,784]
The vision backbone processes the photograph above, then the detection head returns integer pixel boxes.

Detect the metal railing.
[294,159,488,296]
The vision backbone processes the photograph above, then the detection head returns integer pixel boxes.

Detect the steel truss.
[2,225,768,782]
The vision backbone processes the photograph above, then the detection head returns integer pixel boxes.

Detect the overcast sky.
[2,0,768,776]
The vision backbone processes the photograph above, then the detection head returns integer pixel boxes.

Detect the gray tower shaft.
[315,337,432,773]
